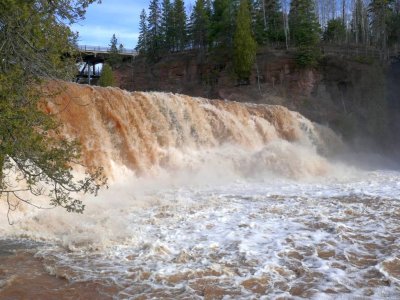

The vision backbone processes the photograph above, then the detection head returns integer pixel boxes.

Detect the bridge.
[75,45,138,84]
[77,45,138,56]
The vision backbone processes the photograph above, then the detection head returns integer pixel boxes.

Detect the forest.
[134,0,400,79]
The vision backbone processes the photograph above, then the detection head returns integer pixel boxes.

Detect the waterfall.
[44,82,342,180]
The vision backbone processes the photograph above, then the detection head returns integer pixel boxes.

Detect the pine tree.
[387,0,400,47]
[233,0,257,81]
[265,0,285,43]
[108,34,122,66]
[324,18,346,43]
[161,0,174,52]
[252,0,268,45]
[109,34,119,53]
[99,64,115,87]
[369,0,393,58]
[190,0,210,50]
[210,0,235,49]
[204,0,212,16]
[174,0,188,51]
[135,9,148,54]
[148,0,163,61]
[289,0,321,66]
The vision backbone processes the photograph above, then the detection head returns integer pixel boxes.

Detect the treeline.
[135,0,400,76]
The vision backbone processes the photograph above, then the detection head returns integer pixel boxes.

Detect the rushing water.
[0,83,399,299]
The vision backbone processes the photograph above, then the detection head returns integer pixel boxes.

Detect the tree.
[387,1,400,47]
[147,0,163,61]
[189,0,211,50]
[174,0,188,51]
[324,18,347,43]
[108,34,122,66]
[369,0,393,59]
[110,34,118,53]
[210,0,235,50]
[161,0,175,52]
[99,64,115,87]
[351,0,369,45]
[0,0,104,218]
[136,9,149,54]
[289,0,321,66]
[251,0,268,45]
[233,0,257,82]
[265,0,285,43]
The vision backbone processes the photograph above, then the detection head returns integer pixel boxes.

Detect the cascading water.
[43,82,341,179]
[0,82,399,299]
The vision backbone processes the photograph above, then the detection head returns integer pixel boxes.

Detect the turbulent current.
[0,82,399,299]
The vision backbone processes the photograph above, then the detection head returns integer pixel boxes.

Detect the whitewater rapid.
[0,83,399,299]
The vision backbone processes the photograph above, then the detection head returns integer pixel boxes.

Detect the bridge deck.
[78,45,137,56]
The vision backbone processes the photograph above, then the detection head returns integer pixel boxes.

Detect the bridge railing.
[78,45,137,55]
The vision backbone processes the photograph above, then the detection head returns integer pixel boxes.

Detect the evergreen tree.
[289,0,321,66]
[369,0,394,58]
[109,34,119,53]
[233,0,257,81]
[190,0,210,50]
[324,18,346,43]
[147,0,163,61]
[210,0,235,49]
[174,0,188,51]
[161,0,174,52]
[252,0,268,45]
[136,9,148,54]
[351,0,369,45]
[265,0,285,43]
[0,0,103,214]
[99,64,115,87]
[252,0,284,45]
[387,1,400,47]
[204,0,212,16]
[108,34,121,66]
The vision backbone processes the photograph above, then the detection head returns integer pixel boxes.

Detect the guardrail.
[77,45,137,56]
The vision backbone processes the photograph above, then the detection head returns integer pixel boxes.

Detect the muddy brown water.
[1,194,400,299]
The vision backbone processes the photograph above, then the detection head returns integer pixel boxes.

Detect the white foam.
[1,167,399,298]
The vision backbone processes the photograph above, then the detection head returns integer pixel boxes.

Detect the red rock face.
[114,49,321,102]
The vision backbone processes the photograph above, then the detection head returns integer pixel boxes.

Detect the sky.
[70,0,194,49]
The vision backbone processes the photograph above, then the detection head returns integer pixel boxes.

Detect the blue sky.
[71,0,194,49]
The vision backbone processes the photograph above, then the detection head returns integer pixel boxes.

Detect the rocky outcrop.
[113,48,396,152]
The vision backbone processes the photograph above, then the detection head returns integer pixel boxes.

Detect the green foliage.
[351,0,368,44]
[107,34,122,66]
[233,0,257,81]
[210,0,235,50]
[147,0,163,61]
[136,9,148,54]
[353,56,375,65]
[99,64,115,87]
[289,0,321,67]
[161,0,174,52]
[369,0,400,51]
[251,0,268,45]
[0,0,104,215]
[189,0,211,50]
[387,5,400,46]
[324,18,346,44]
[173,0,188,51]
[265,0,285,43]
